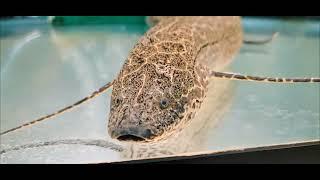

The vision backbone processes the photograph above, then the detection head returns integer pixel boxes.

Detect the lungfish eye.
[159,98,169,109]
[114,97,122,107]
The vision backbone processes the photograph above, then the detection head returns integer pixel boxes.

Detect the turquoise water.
[0,17,319,163]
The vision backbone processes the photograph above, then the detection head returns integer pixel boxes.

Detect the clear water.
[1,17,319,163]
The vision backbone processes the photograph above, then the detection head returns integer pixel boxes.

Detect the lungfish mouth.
[117,135,145,141]
[110,126,154,142]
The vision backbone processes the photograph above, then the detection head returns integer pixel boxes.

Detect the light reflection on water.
[0,17,319,163]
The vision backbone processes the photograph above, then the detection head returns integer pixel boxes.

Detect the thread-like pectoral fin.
[0,81,114,136]
[244,32,279,45]
[211,71,320,83]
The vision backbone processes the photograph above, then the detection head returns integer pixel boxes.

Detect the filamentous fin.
[0,81,114,136]
[211,71,320,83]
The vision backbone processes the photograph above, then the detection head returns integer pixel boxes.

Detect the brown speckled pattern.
[108,16,242,159]
[108,16,242,141]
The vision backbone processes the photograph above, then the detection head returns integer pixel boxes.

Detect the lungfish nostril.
[111,126,153,141]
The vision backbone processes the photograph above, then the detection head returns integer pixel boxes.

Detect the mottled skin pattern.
[120,78,234,159]
[108,16,243,159]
